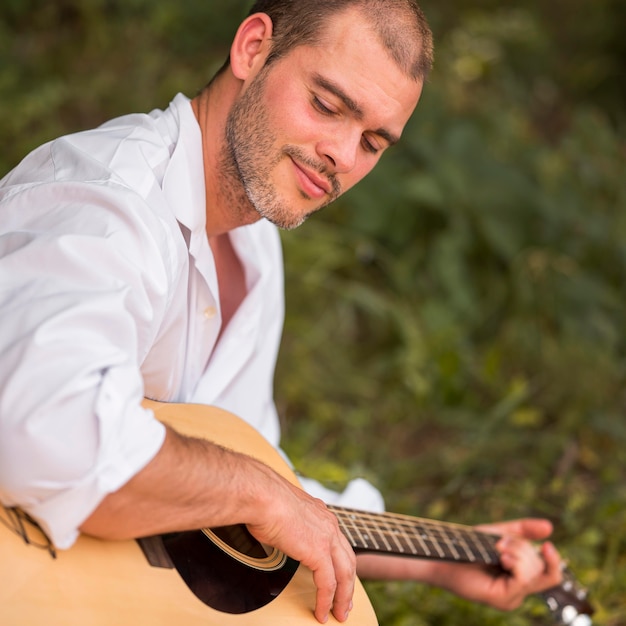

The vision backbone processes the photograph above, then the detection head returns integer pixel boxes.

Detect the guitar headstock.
[540,567,595,625]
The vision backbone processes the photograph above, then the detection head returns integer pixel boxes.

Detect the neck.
[330,506,501,566]
[191,79,262,238]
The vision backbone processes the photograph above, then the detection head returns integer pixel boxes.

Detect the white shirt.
[0,94,383,549]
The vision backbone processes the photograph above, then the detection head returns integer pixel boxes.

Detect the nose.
[316,131,359,174]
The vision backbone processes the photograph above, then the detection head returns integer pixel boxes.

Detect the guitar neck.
[330,506,501,567]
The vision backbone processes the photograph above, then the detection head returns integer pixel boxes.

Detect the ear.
[229,13,274,81]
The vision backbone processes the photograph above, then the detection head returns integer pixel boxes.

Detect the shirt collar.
[161,93,207,242]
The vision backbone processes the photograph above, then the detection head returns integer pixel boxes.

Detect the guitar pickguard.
[162,527,299,614]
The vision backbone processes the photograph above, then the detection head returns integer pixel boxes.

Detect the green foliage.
[0,0,249,173]
[2,1,625,624]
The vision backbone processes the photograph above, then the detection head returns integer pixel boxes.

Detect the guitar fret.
[383,517,412,555]
[336,513,358,548]
[431,525,497,564]
[438,525,461,560]
[480,534,500,564]
[350,517,378,550]
[433,525,477,562]
[372,527,393,552]
[450,528,477,562]
[336,512,382,551]
[359,523,381,551]
[467,531,498,565]
[417,523,444,558]
[366,526,387,550]
[404,524,432,556]
[397,521,420,555]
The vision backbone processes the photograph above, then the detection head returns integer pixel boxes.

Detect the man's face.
[224,8,424,230]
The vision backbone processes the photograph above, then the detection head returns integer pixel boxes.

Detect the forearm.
[356,552,495,593]
[80,424,278,539]
[357,552,441,583]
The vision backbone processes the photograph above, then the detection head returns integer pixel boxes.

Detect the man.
[0,0,562,623]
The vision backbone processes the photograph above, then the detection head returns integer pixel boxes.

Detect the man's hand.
[471,518,563,609]
[428,518,563,610]
[246,466,356,624]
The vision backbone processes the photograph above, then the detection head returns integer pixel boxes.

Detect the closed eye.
[313,91,384,155]
[312,96,336,116]
[362,135,382,155]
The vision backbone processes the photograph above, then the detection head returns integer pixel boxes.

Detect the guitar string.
[330,506,499,537]
[330,506,499,545]
[330,507,500,548]
[330,507,500,564]
[339,525,499,563]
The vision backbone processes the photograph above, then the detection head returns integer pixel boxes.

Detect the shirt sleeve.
[0,180,171,548]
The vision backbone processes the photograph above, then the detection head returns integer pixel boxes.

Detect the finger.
[540,541,564,587]
[330,540,356,622]
[310,526,355,623]
[312,563,337,624]
[497,536,544,576]
[497,537,565,598]
[515,518,554,541]
[478,518,554,541]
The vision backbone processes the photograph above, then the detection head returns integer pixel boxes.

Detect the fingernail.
[344,601,353,621]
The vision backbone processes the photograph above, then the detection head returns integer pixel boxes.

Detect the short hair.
[248,0,434,82]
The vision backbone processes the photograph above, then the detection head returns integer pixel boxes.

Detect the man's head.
[201,1,433,233]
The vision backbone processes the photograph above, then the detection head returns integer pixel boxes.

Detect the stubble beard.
[220,70,341,231]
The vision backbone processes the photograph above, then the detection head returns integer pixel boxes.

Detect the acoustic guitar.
[0,401,594,625]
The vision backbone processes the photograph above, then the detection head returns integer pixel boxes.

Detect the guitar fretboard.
[330,506,501,566]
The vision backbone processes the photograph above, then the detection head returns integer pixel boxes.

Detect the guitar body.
[0,401,378,625]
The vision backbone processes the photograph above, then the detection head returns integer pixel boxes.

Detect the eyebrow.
[312,73,400,147]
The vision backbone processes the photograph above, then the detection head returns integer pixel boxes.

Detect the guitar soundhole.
[161,526,299,614]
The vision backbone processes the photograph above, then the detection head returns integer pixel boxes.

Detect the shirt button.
[203,306,217,319]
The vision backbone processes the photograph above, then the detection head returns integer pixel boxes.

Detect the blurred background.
[1,1,624,623]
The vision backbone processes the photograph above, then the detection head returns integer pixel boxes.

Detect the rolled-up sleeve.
[0,180,172,548]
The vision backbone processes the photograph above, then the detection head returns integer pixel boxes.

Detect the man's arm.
[80,424,356,625]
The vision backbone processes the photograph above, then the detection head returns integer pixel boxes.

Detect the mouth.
[290,157,332,200]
